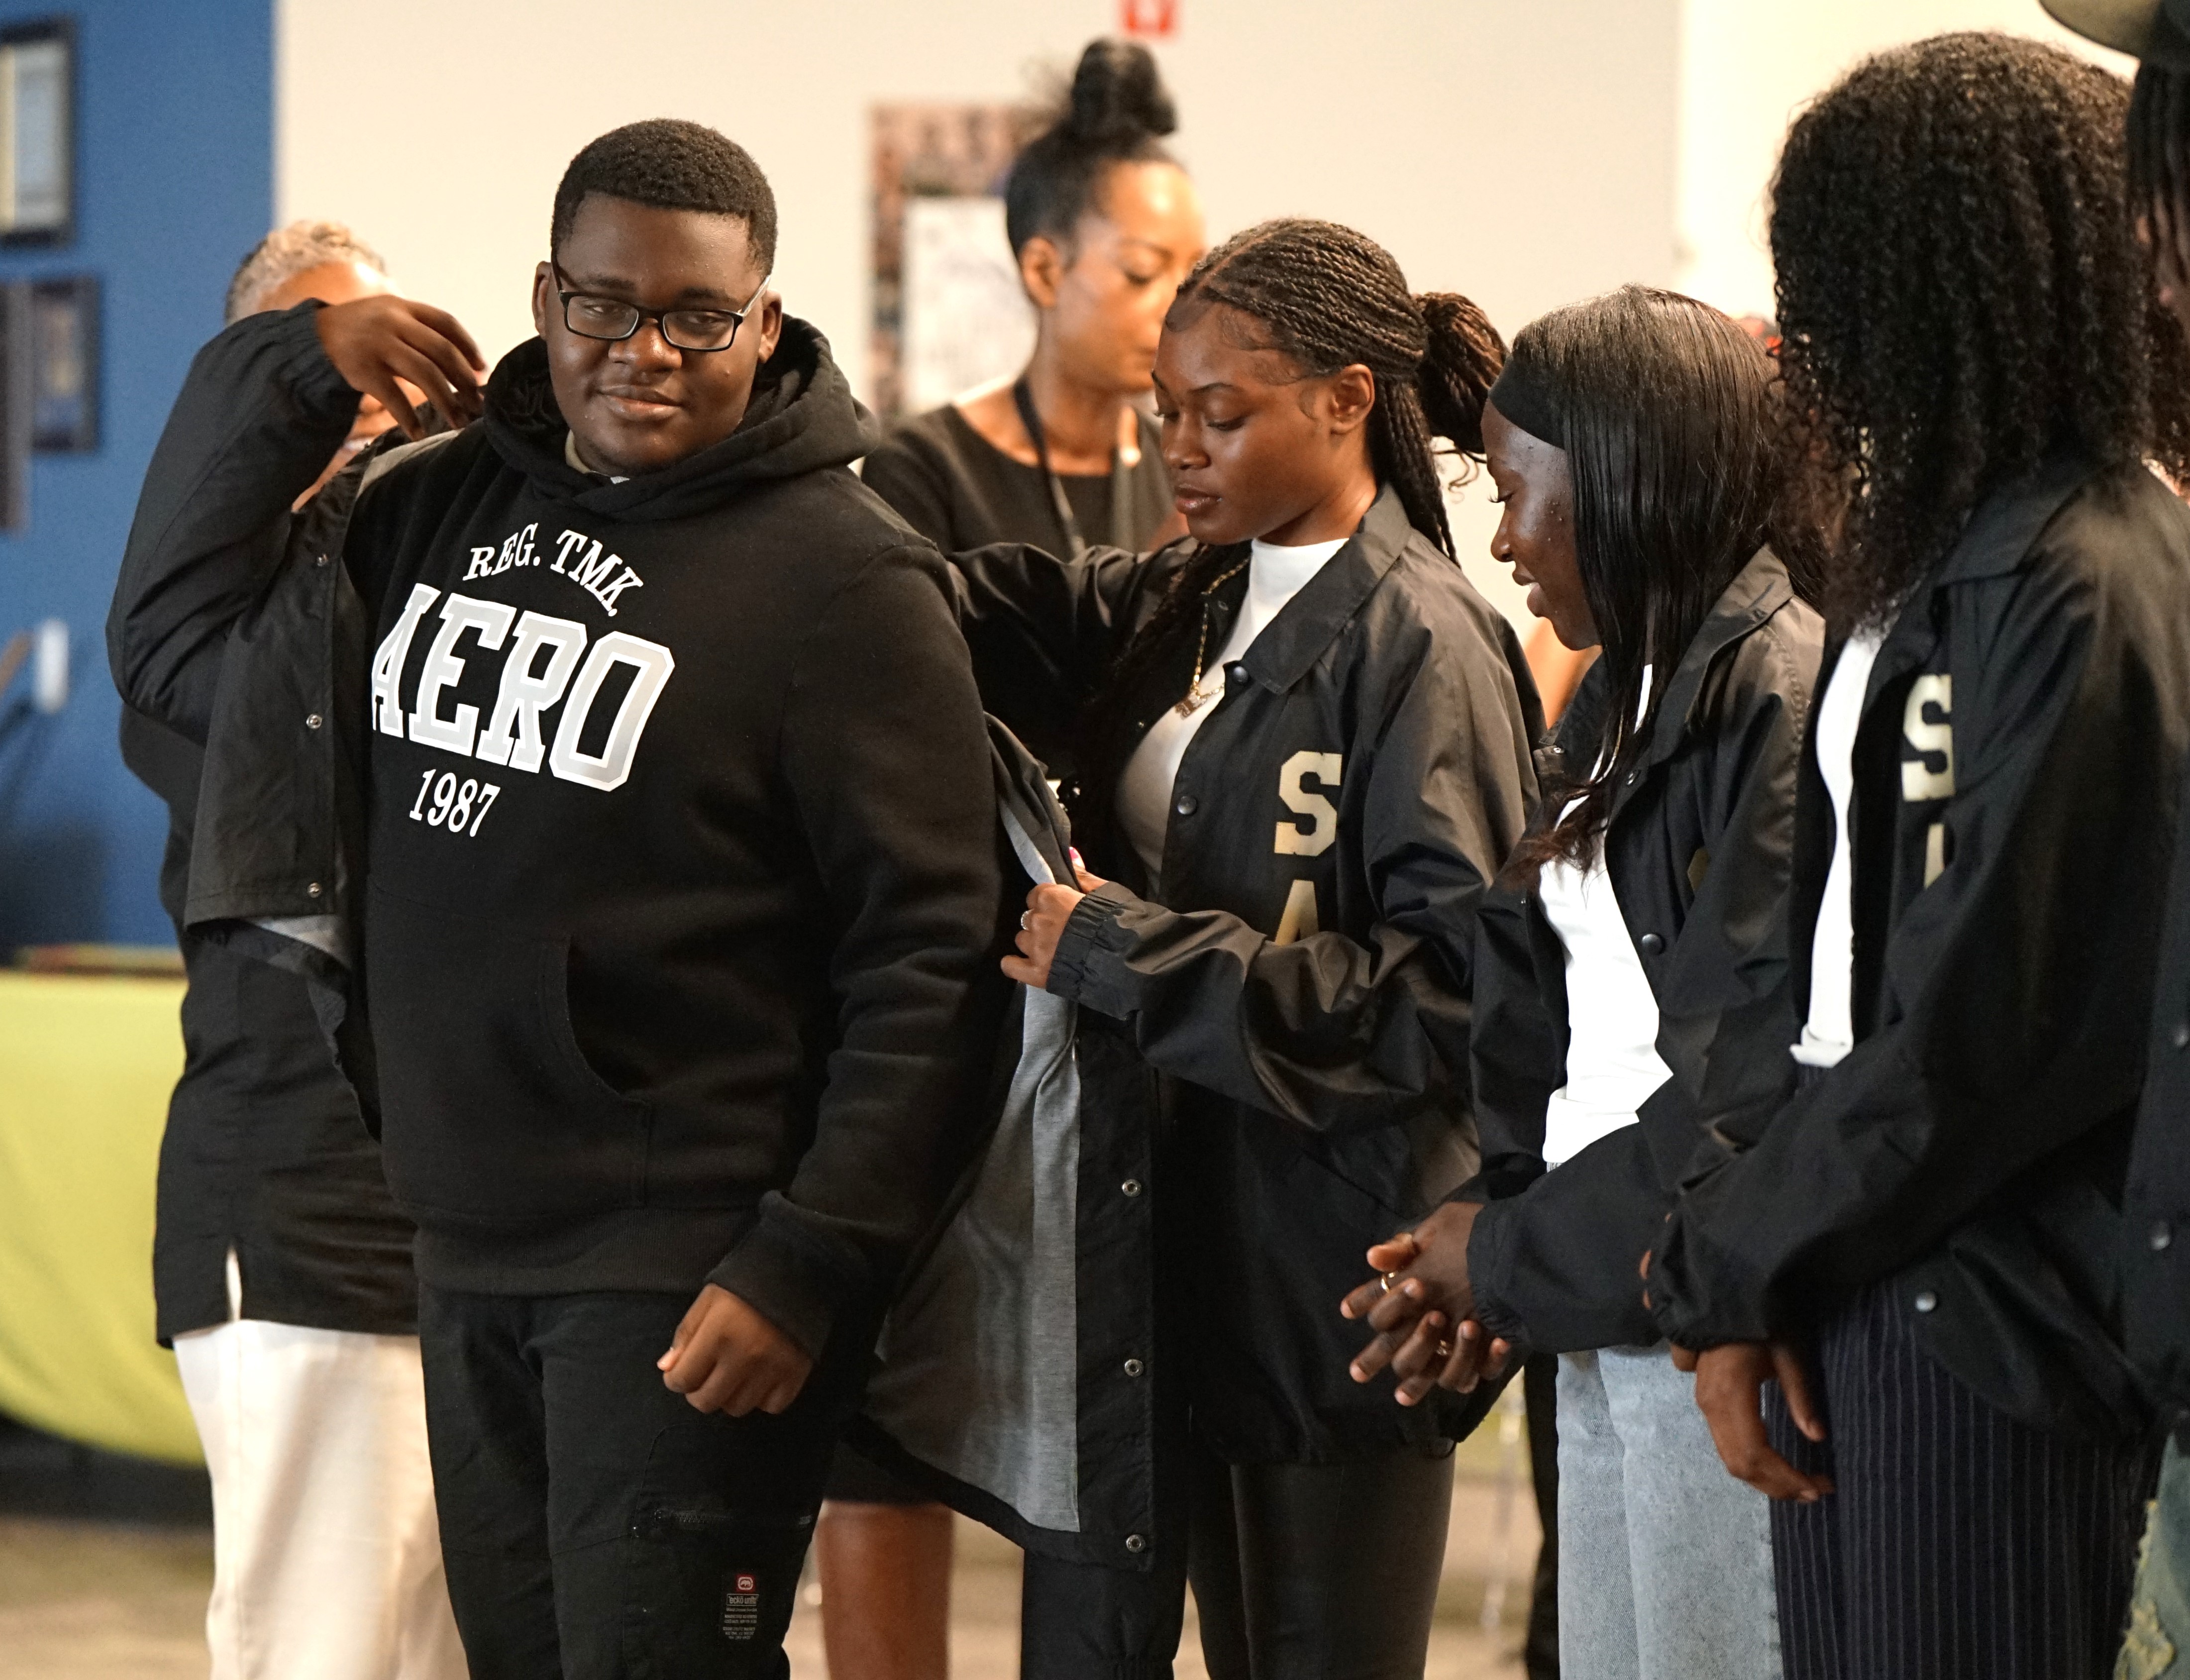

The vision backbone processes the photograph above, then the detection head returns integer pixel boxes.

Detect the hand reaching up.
[314,293,487,438]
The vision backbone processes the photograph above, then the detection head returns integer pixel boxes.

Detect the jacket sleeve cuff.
[1047,879,1143,1019]
[1643,1214,1771,1349]
[269,300,365,419]
[1466,1198,1532,1346]
[706,1192,873,1361]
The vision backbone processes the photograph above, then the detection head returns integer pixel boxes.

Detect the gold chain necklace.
[1173,557,1251,718]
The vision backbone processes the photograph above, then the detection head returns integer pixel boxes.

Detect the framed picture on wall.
[0,18,73,247]
[0,285,35,528]
[870,102,1033,419]
[29,275,93,451]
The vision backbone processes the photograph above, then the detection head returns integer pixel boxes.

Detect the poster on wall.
[0,285,35,529]
[29,275,94,452]
[0,18,72,247]
[900,197,1036,416]
[870,103,1034,420]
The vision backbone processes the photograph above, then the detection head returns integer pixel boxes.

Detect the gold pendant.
[1172,684,1215,719]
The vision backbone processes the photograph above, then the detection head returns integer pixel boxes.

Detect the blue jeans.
[2121,1436,2190,1679]
[1558,1344,1782,1680]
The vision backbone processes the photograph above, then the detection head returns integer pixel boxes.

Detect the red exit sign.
[1121,0,1177,38]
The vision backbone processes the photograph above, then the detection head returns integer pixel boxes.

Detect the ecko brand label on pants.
[721,1571,761,1641]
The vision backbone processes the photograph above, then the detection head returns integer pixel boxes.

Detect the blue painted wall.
[0,0,272,948]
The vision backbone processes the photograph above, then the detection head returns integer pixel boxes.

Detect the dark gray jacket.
[1648,457,2190,1438]
[1462,549,1823,1354]
[953,487,1543,1462]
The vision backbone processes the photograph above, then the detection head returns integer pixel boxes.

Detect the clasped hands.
[1345,1213,1835,1504]
[1340,1201,1514,1404]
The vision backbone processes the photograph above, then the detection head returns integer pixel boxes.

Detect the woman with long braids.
[1637,35,2190,1680]
[1342,286,1823,1680]
[953,217,1537,1678]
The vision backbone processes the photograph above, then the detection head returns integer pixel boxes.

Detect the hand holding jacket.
[951,492,1541,1460]
[1044,616,1513,1133]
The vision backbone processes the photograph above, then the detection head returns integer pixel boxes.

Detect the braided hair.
[1099,219,1504,712]
[1770,33,2190,628]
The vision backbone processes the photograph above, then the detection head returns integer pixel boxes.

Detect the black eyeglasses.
[550,261,770,353]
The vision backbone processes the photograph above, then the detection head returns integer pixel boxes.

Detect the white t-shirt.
[1116,535,1348,884]
[1792,630,1886,1068]
[1539,668,1671,1168]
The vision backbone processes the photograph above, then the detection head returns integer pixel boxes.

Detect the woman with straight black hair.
[1638,34,2190,1680]
[1346,286,1821,1680]
[952,216,1538,1679]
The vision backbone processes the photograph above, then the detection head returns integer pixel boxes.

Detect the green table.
[0,971,200,1464]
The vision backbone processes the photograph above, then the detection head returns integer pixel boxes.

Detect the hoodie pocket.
[366,887,650,1222]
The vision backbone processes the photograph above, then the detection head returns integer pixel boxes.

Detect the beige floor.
[0,1431,1541,1679]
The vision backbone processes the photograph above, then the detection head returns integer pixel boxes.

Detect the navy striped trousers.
[1764,1282,2158,1680]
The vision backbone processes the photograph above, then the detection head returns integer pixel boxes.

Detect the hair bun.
[1068,39,1177,144]
[1414,292,1506,457]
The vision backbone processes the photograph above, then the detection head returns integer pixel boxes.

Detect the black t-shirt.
[860,403,1173,555]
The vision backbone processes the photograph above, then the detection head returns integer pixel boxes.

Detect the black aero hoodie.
[340,318,1002,1355]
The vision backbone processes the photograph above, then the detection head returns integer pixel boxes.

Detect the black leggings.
[1019,1434,1453,1680]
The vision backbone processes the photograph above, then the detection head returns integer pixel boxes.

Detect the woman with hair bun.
[954,217,1537,1678]
[863,38,1204,560]
[825,42,1201,1680]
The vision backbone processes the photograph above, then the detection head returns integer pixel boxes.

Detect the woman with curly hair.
[954,216,1537,1679]
[1641,32,2190,1680]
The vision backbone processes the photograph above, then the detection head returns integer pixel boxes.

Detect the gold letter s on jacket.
[1275,751,1343,856]
[1901,675,1954,801]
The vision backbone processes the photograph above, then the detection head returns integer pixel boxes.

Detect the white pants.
[172,1254,466,1680]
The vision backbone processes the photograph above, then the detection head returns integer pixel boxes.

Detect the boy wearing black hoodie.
[118,121,1002,1677]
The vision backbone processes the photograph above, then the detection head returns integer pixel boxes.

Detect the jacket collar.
[1862,450,2102,708]
[1239,484,1419,693]
[1558,545,1794,788]
[1929,451,2101,589]
[1640,546,1794,771]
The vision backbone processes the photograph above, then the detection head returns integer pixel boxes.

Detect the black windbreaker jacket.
[1648,457,2190,1438]
[1464,550,1823,1355]
[107,324,418,1349]
[955,488,1543,1462]
[2128,780,2190,1429]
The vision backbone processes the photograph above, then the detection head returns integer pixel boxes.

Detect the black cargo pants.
[418,1286,869,1680]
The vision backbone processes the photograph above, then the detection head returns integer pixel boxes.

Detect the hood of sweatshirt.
[479,314,880,525]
